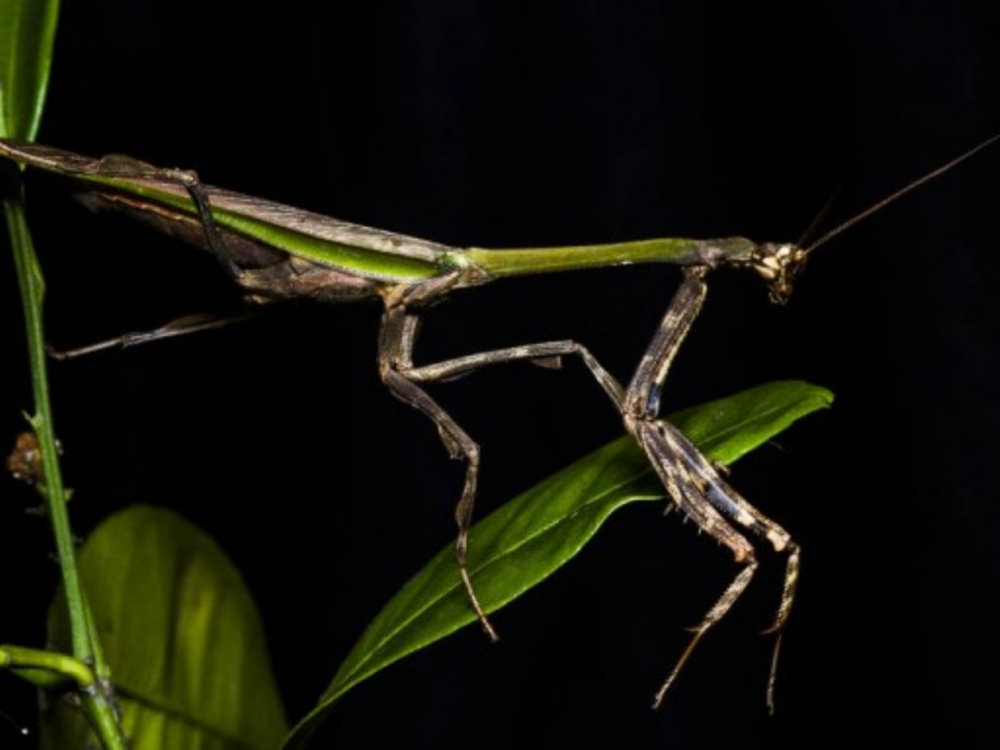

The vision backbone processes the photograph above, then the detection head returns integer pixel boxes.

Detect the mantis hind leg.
[78,156,239,276]
[42,163,251,360]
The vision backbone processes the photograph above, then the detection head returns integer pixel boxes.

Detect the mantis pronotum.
[0,134,994,709]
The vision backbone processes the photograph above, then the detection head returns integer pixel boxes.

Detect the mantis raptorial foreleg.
[622,267,800,711]
[378,275,626,641]
[44,160,252,360]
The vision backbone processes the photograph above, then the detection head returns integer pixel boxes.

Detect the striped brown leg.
[622,267,800,710]
[378,277,625,641]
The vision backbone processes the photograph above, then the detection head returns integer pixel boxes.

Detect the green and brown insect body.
[0,134,991,709]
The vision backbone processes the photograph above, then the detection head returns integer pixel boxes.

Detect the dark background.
[2,1,999,747]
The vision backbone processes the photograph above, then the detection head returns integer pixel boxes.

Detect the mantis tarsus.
[0,134,994,710]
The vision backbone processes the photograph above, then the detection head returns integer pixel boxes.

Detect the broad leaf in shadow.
[44,506,288,750]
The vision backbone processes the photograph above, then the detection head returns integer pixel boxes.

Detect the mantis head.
[748,133,999,306]
[749,243,808,304]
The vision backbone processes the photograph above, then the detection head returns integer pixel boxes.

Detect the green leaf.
[43,505,288,750]
[285,380,833,748]
[0,0,60,140]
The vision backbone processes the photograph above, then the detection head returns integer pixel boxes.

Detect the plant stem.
[5,183,126,749]
[0,644,94,688]
[5,190,90,658]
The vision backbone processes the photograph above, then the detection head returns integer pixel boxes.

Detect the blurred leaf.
[0,0,60,140]
[44,506,288,750]
[285,380,833,748]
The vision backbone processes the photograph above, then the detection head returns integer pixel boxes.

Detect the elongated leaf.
[44,506,288,750]
[285,380,833,748]
[0,0,60,140]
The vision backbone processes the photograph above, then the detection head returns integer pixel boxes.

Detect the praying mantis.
[0,133,994,713]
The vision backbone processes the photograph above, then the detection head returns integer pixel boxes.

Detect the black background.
[2,2,999,748]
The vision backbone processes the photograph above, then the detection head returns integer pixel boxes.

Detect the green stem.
[1,646,127,749]
[5,190,90,659]
[5,182,126,749]
[80,690,128,750]
[0,644,94,688]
